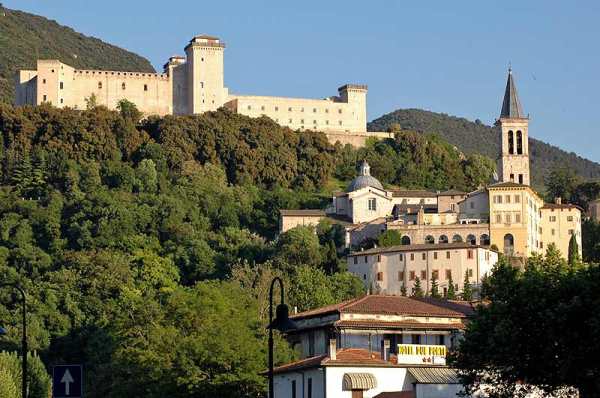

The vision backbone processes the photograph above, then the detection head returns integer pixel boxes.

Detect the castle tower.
[184,35,226,114]
[496,67,530,185]
[338,84,368,131]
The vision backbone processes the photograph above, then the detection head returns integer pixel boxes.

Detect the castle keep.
[14,35,369,134]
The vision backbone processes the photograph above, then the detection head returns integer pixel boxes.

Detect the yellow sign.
[397,344,447,365]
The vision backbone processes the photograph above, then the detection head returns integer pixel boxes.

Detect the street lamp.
[0,283,27,398]
[267,277,297,398]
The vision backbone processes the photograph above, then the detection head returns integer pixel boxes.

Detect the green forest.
[0,100,501,397]
[369,108,600,190]
[0,4,155,104]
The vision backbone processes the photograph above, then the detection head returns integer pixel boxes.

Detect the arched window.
[508,131,514,154]
[466,234,477,245]
[452,235,463,243]
[200,82,204,89]
[439,235,449,244]
[504,234,514,254]
[121,82,126,90]
[143,84,148,91]
[425,235,435,244]
[516,131,523,154]
[177,84,181,92]
[480,234,490,246]
[401,236,411,245]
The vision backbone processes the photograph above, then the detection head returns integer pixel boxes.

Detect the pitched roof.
[438,189,468,196]
[487,181,529,189]
[500,68,525,119]
[279,209,326,216]
[334,320,468,330]
[391,190,437,198]
[291,295,476,320]
[348,242,486,256]
[541,203,583,211]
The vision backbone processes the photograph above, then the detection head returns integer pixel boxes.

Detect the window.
[515,195,520,203]
[377,272,383,281]
[288,119,293,123]
[274,106,279,111]
[368,198,377,211]
[338,109,342,114]
[421,270,427,280]
[376,254,381,263]
[467,249,474,259]
[470,202,475,209]
[308,378,312,398]
[552,229,555,236]
[122,83,126,90]
[247,105,252,110]
[445,270,452,280]
[411,334,421,344]
[363,274,366,280]
[540,242,544,249]
[399,253,404,261]
[353,257,358,265]
[98,82,102,89]
[60,99,63,104]
[398,271,404,281]
[468,268,473,277]
[549,216,557,222]
[567,216,574,222]
[410,253,415,261]
[339,121,343,125]
[422,253,426,260]
[313,120,317,124]
[496,214,502,223]
[325,120,329,125]
[200,82,204,88]
[505,214,511,223]
[300,107,304,112]
[325,109,329,113]
[438,335,446,345]
[43,79,46,84]
[288,107,292,112]
[59,82,64,89]
[446,251,450,259]
[260,106,265,111]
[292,380,297,398]
[505,195,511,203]
[515,213,521,223]
[569,229,575,235]
[433,269,439,279]
[43,95,47,101]
[510,173,515,182]
[493,195,503,204]
[434,252,438,260]
[451,203,456,212]
[144,84,148,91]
[364,256,367,262]
[313,108,317,113]
[301,119,305,124]
[409,271,415,281]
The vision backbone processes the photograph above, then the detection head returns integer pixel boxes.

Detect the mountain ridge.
[368,108,600,189]
[0,4,155,103]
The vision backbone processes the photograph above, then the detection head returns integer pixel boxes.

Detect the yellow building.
[540,200,583,257]
[15,35,368,134]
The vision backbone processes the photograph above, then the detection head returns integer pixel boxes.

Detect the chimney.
[555,197,562,205]
[329,339,337,361]
[381,339,390,362]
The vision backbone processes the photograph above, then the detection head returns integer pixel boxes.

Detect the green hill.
[368,108,600,189]
[0,4,155,104]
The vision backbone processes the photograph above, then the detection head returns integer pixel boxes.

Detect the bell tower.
[496,67,530,185]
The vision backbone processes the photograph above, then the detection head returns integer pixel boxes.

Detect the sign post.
[53,365,83,398]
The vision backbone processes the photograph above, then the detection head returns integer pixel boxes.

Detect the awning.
[407,367,459,384]
[343,373,378,391]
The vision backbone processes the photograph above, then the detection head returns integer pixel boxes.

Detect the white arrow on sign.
[61,369,74,396]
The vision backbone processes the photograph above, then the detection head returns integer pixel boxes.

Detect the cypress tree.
[446,273,457,300]
[568,234,579,265]
[400,282,407,297]
[412,276,424,298]
[430,271,441,298]
[462,270,474,301]
[12,150,33,196]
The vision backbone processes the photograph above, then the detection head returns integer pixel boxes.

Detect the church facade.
[14,35,368,134]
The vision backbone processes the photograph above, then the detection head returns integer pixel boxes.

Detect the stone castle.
[14,35,389,144]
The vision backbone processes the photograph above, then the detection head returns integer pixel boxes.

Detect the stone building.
[15,35,369,134]
[588,198,600,222]
[278,68,582,260]
[347,243,498,297]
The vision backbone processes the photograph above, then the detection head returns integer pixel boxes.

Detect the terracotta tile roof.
[487,181,528,189]
[259,354,327,375]
[291,295,475,320]
[374,392,414,398]
[348,242,485,256]
[437,189,468,196]
[541,203,583,211]
[334,320,468,330]
[279,209,326,216]
[391,190,437,198]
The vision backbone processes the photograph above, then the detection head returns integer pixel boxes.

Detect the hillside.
[0,4,155,103]
[368,108,600,189]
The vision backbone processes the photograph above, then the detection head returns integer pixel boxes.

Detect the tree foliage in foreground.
[452,244,600,397]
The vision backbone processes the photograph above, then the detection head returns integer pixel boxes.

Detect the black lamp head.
[268,303,298,332]
[0,325,6,336]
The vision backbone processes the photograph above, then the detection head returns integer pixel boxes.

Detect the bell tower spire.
[496,67,530,185]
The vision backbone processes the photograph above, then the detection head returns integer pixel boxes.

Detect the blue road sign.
[53,364,83,398]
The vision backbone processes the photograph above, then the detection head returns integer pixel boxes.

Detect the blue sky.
[5,0,600,162]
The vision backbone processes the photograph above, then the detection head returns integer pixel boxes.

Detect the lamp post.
[267,277,297,398]
[0,283,27,398]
